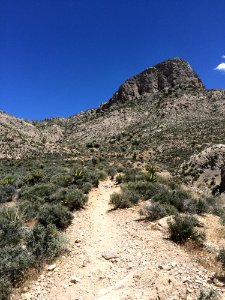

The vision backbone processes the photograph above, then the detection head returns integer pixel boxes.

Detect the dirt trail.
[18,179,224,300]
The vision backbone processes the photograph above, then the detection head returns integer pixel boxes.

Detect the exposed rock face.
[180,145,225,193]
[99,57,205,110]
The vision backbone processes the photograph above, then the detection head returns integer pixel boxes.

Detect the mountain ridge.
[1,57,225,171]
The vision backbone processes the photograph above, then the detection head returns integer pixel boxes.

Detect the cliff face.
[99,58,205,110]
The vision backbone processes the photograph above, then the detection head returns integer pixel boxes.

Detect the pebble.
[48,264,56,271]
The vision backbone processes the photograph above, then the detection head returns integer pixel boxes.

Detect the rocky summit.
[99,57,205,110]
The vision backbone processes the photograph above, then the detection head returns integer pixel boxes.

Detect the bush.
[50,174,72,188]
[140,202,177,221]
[198,290,219,300]
[168,214,205,244]
[0,208,23,247]
[63,189,88,211]
[217,248,225,268]
[145,165,157,183]
[115,174,123,184]
[110,192,132,209]
[122,188,140,205]
[81,182,92,194]
[0,185,15,203]
[0,246,31,282]
[23,170,43,185]
[20,183,57,203]
[128,181,166,200]
[196,199,209,215]
[18,199,41,220]
[38,204,73,230]
[153,189,192,212]
[0,278,12,300]
[26,223,65,264]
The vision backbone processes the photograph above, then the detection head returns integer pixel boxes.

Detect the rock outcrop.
[180,144,225,193]
[99,57,205,110]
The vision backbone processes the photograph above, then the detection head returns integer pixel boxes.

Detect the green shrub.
[0,208,23,247]
[0,278,12,300]
[20,183,57,203]
[145,165,157,183]
[217,248,225,268]
[0,246,31,282]
[127,181,166,200]
[63,189,88,211]
[26,224,65,264]
[196,199,209,215]
[38,204,73,230]
[23,170,43,185]
[0,185,15,203]
[81,182,92,194]
[110,192,132,209]
[198,290,219,300]
[50,174,72,188]
[168,214,205,244]
[115,174,123,184]
[153,189,191,212]
[18,199,41,220]
[140,202,177,221]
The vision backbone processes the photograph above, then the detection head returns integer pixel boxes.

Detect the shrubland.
[0,155,117,299]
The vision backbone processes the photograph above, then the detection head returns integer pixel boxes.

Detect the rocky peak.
[99,57,205,110]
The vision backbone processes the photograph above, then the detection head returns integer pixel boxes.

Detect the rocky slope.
[1,57,225,174]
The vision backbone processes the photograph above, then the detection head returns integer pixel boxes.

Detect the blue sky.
[1,0,225,120]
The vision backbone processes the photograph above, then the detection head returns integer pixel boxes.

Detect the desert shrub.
[50,174,72,188]
[153,189,192,212]
[37,204,73,230]
[145,165,157,182]
[168,214,205,244]
[23,170,43,185]
[105,166,117,179]
[50,187,67,203]
[0,246,31,282]
[127,181,166,200]
[0,208,23,247]
[0,278,11,300]
[140,202,177,221]
[20,183,57,203]
[122,168,143,183]
[81,182,92,194]
[198,290,219,300]
[217,248,225,268]
[18,200,41,220]
[63,189,88,211]
[26,223,65,264]
[115,174,123,184]
[84,173,99,187]
[72,169,84,183]
[0,185,15,203]
[96,170,107,180]
[196,199,209,215]
[110,192,132,209]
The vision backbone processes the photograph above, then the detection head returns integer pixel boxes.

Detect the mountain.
[98,57,205,110]
[1,57,225,173]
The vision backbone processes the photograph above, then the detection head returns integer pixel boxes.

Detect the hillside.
[2,58,225,300]
[1,57,225,173]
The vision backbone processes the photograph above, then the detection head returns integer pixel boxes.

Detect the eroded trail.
[19,180,222,300]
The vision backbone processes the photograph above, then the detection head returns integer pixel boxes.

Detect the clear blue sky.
[1,0,225,120]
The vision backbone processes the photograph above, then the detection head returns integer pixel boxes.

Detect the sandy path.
[17,179,224,300]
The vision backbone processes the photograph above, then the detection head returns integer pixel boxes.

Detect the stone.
[70,276,79,284]
[48,264,56,271]
[102,251,118,260]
